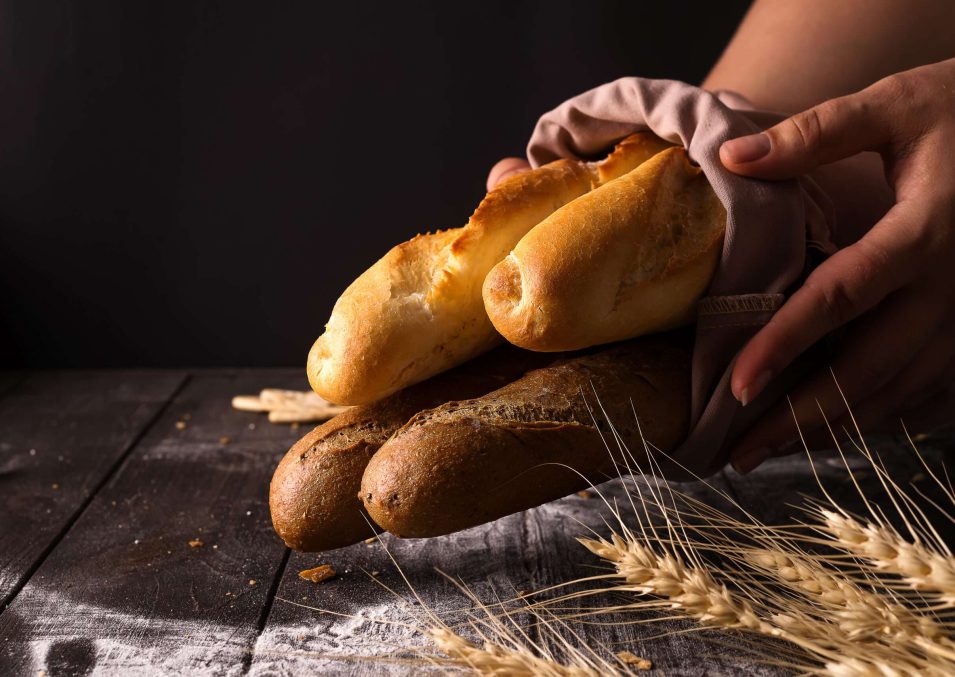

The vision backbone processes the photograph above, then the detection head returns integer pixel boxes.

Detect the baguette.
[270,346,559,551]
[483,147,726,352]
[307,133,670,405]
[360,335,690,538]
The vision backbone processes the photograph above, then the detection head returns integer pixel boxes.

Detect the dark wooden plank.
[249,473,784,676]
[723,433,955,536]
[0,371,186,607]
[0,370,306,675]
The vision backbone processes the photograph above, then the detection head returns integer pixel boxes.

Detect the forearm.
[704,0,955,113]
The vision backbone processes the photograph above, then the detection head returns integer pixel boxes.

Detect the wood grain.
[0,371,186,608]
[0,370,952,676]
[0,371,303,676]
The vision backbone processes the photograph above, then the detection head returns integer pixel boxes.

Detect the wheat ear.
[579,533,774,633]
[819,509,955,606]
[429,627,607,677]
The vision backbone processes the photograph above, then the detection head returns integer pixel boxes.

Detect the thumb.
[719,88,889,180]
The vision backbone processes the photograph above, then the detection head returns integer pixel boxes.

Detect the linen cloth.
[526,77,835,479]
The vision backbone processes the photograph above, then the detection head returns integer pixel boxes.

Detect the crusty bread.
[270,346,559,551]
[360,335,690,538]
[307,161,592,405]
[483,147,726,352]
[307,133,671,406]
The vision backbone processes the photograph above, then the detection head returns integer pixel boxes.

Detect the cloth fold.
[526,77,835,479]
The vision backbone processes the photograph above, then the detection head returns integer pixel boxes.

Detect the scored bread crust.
[483,147,726,352]
[272,345,561,551]
[360,335,691,538]
[307,160,592,405]
[308,133,670,406]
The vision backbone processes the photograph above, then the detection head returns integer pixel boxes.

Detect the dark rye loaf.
[269,346,559,551]
[361,335,691,538]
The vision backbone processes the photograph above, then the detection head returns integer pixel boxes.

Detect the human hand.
[720,58,955,473]
[486,157,531,191]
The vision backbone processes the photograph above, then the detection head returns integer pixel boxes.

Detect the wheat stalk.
[748,547,952,652]
[428,627,607,677]
[580,529,955,676]
[579,533,772,633]
[819,509,955,606]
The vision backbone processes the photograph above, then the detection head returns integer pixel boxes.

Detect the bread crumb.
[51,483,60,491]
[616,651,651,670]
[364,537,376,544]
[219,436,231,445]
[370,571,380,576]
[248,579,257,586]
[577,490,592,499]
[299,564,336,584]
[188,539,204,548]
[175,421,187,430]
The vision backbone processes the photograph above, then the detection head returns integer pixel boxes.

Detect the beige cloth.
[527,77,835,479]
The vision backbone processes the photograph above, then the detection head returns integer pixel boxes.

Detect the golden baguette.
[306,133,670,406]
[483,147,725,352]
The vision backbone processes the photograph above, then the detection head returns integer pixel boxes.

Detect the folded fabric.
[526,77,835,479]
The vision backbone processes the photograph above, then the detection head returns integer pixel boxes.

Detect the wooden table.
[0,370,951,676]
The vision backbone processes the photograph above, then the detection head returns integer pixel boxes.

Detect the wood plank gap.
[0,373,192,613]
[241,547,292,675]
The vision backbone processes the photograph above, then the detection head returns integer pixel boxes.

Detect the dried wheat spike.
[580,534,774,634]
[429,627,605,677]
[821,510,955,606]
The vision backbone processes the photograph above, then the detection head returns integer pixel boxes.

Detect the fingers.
[731,202,925,405]
[486,157,531,192]
[730,286,946,473]
[825,316,955,439]
[720,81,892,179]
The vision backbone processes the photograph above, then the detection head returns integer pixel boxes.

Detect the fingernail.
[731,447,772,475]
[721,133,771,164]
[740,369,774,407]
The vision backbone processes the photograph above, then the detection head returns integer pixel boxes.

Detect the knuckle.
[874,73,916,105]
[786,106,825,153]
[803,275,857,331]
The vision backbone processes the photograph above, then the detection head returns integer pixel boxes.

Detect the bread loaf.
[360,335,690,538]
[307,133,670,405]
[306,161,591,406]
[270,346,559,551]
[483,147,726,352]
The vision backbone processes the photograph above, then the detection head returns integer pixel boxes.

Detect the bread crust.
[307,132,672,405]
[360,336,690,538]
[271,346,559,551]
[483,147,726,352]
[307,159,594,405]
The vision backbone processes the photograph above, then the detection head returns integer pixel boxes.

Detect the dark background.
[0,1,750,368]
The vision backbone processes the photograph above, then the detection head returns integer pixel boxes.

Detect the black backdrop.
[0,1,750,367]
